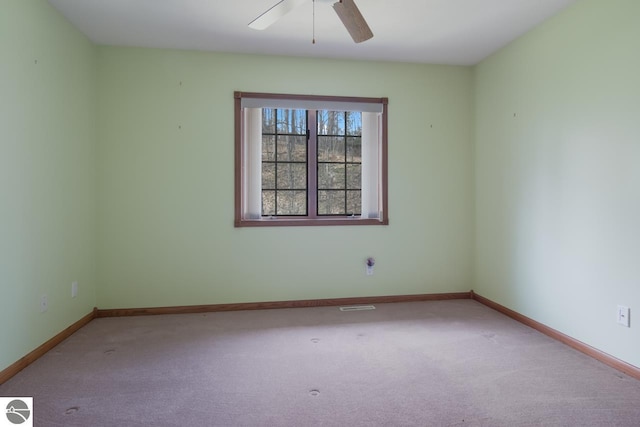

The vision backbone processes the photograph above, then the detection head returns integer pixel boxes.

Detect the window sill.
[235,217,388,227]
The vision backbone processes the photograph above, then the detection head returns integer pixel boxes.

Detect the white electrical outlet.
[71,281,78,298]
[617,305,630,327]
[40,294,48,312]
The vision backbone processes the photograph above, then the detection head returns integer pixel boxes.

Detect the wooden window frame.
[234,91,388,227]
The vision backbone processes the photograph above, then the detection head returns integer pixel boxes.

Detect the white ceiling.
[47,0,577,66]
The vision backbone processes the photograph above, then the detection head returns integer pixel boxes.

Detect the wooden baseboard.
[5,292,639,385]
[0,308,97,385]
[96,292,472,317]
[471,291,640,381]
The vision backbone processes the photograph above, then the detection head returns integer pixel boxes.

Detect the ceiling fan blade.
[248,0,306,30]
[332,0,373,43]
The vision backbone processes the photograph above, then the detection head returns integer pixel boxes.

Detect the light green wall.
[96,48,474,308]
[0,0,97,371]
[474,0,640,367]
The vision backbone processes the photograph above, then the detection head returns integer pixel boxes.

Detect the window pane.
[277,109,306,135]
[318,136,345,162]
[347,190,361,215]
[346,137,361,162]
[346,111,362,136]
[318,190,346,215]
[277,190,307,215]
[277,135,306,162]
[317,110,345,135]
[262,190,275,216]
[262,108,276,134]
[318,163,345,189]
[262,163,275,189]
[346,164,361,189]
[277,163,306,189]
[262,135,275,161]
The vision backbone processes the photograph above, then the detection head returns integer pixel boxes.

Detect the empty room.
[1,0,639,425]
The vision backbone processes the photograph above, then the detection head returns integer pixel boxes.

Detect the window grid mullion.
[308,110,318,218]
[343,112,348,215]
[274,109,279,215]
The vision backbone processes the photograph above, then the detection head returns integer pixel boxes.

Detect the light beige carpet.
[1,300,639,426]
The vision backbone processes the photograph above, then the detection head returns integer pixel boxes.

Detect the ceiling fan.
[248,0,373,43]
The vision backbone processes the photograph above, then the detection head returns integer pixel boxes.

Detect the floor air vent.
[339,305,376,312]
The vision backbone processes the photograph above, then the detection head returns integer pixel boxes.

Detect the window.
[235,92,388,227]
